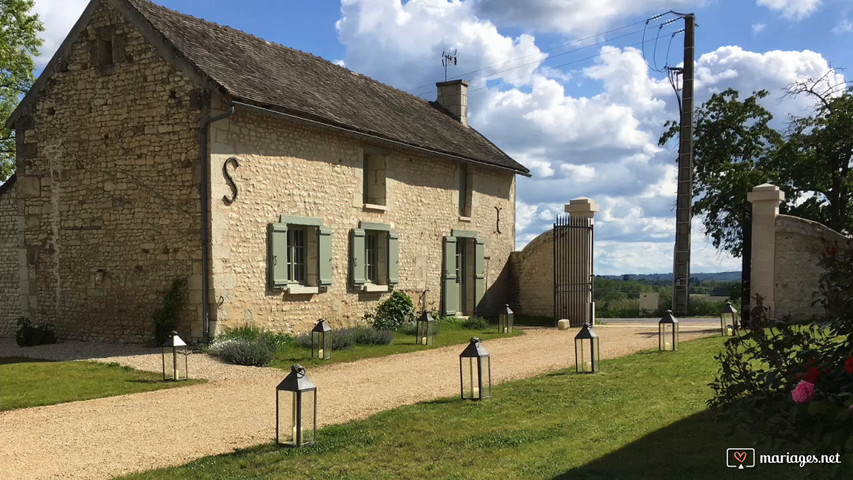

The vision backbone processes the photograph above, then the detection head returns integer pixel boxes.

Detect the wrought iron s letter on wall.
[222,156,240,205]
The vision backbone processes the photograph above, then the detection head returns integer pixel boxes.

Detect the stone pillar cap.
[564,197,600,214]
[747,183,785,203]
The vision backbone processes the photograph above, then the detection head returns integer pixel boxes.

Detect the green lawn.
[270,322,523,369]
[120,337,836,480]
[0,358,204,411]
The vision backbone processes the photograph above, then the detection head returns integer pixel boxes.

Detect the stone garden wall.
[774,215,850,319]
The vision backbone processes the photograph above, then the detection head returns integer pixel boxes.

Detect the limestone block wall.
[509,230,554,318]
[208,102,516,335]
[11,1,204,342]
[0,177,21,335]
[774,215,850,319]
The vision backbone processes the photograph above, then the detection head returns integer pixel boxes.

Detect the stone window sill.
[363,203,388,212]
[286,285,319,295]
[361,284,389,293]
[458,216,472,223]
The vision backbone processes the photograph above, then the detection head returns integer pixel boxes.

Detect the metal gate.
[554,214,594,327]
[740,205,752,328]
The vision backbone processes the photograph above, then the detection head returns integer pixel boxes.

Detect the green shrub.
[215,325,292,349]
[351,326,393,345]
[208,325,292,366]
[152,277,187,346]
[462,316,489,330]
[372,291,415,330]
[688,297,727,316]
[207,338,275,366]
[15,317,56,347]
[597,298,639,318]
[296,326,393,350]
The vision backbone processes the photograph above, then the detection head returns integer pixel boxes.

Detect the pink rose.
[792,381,816,404]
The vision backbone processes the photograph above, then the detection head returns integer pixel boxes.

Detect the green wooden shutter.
[443,236,458,316]
[351,228,366,287]
[474,238,485,312]
[270,223,288,288]
[318,226,333,287]
[387,231,400,285]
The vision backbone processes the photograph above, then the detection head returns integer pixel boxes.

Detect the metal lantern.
[161,331,188,381]
[459,337,492,400]
[659,310,679,352]
[720,301,738,336]
[416,310,435,346]
[276,364,317,447]
[498,304,514,334]
[574,323,600,373]
[311,319,331,359]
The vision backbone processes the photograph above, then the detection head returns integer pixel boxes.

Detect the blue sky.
[34,0,853,275]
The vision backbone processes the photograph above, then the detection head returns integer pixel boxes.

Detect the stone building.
[0,0,529,343]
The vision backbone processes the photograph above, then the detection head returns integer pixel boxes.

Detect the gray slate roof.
[126,0,528,175]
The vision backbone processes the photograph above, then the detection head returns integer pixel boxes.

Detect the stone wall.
[774,215,850,319]
[207,99,517,335]
[509,230,554,318]
[0,176,21,335]
[9,1,204,342]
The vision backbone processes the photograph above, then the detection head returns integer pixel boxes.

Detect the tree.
[659,88,784,257]
[659,82,853,257]
[0,0,43,182]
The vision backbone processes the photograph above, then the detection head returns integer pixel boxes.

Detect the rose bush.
[708,239,853,478]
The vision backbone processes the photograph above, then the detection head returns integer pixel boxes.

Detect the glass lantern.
[459,337,492,400]
[416,310,435,346]
[276,364,317,447]
[720,301,738,337]
[161,331,188,381]
[498,304,514,334]
[311,319,331,359]
[659,310,679,352]
[574,323,600,373]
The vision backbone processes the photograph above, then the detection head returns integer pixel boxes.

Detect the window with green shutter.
[352,222,399,290]
[268,215,333,292]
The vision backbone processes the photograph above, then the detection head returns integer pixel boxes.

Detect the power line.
[465,29,682,94]
[408,12,680,96]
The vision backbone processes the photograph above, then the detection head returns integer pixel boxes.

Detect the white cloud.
[33,0,89,70]
[752,23,767,34]
[832,19,853,34]
[336,0,841,274]
[472,0,704,37]
[756,0,822,20]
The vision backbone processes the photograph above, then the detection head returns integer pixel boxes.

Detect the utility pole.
[673,13,695,315]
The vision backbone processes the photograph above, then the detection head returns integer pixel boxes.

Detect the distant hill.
[598,272,741,283]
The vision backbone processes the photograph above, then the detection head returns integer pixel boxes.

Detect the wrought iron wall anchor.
[495,206,502,234]
[222,157,240,205]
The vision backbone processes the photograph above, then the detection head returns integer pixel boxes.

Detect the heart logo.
[733,451,747,463]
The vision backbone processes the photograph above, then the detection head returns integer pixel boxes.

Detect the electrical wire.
[407,12,679,96]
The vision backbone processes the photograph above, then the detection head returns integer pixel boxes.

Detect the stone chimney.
[436,80,469,127]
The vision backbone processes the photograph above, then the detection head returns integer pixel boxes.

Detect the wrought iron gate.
[740,205,752,328]
[554,214,594,327]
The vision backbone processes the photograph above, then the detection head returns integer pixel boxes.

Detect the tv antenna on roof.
[441,49,457,82]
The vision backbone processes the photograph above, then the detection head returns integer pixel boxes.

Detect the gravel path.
[0,323,718,480]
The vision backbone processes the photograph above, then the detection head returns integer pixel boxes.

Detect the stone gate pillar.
[747,184,784,319]
[565,197,599,324]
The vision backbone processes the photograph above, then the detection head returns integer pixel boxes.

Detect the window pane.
[366,231,378,283]
[288,227,307,283]
[459,165,468,215]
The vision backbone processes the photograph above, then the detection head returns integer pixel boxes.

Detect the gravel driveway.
[0,323,718,480]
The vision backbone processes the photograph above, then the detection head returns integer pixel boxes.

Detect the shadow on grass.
[0,357,53,365]
[553,410,819,480]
